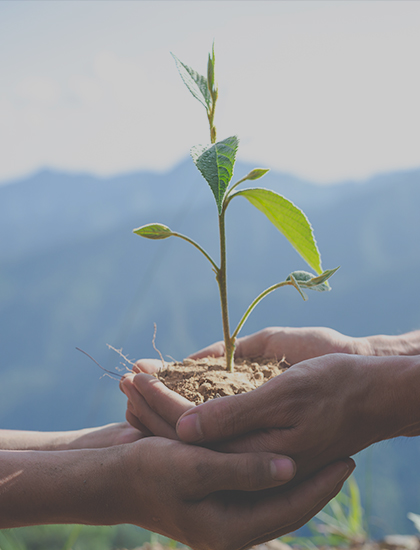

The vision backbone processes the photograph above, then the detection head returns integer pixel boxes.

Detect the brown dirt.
[156,355,290,405]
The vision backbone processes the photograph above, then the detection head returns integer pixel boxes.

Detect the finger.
[189,330,274,361]
[133,373,195,428]
[121,376,178,439]
[125,409,152,435]
[125,410,153,436]
[188,341,225,360]
[234,329,272,359]
[133,359,165,374]
[235,458,355,547]
[118,418,151,441]
[190,450,296,498]
[176,379,281,443]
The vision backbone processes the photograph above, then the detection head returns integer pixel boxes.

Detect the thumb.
[176,382,278,443]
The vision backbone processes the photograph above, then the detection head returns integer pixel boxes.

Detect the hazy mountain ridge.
[1,163,420,536]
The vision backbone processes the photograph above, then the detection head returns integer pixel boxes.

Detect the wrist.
[0,430,73,451]
[64,445,129,525]
[356,331,420,357]
[0,446,128,528]
[385,355,420,437]
[359,355,420,440]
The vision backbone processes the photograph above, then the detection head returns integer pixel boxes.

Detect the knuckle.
[194,458,219,490]
[210,397,243,439]
[235,454,266,491]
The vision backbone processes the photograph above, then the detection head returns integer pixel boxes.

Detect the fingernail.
[121,375,135,395]
[339,458,355,479]
[270,458,296,482]
[177,413,203,443]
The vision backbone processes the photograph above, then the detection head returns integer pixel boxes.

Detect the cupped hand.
[121,436,355,550]
[120,325,361,438]
[190,326,364,365]
[121,373,194,439]
[121,352,383,476]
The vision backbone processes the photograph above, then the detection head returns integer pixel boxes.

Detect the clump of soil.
[157,356,290,405]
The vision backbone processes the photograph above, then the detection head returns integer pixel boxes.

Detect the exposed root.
[76,347,124,381]
[152,323,166,370]
[106,344,136,373]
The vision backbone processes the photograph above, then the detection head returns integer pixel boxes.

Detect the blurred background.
[1,1,420,547]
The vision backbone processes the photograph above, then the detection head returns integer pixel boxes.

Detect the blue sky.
[1,1,419,184]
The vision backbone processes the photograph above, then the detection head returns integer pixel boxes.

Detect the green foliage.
[0,524,151,550]
[191,136,239,214]
[286,268,339,300]
[207,42,217,99]
[171,53,211,110]
[134,223,173,239]
[315,476,367,545]
[282,477,367,548]
[133,44,338,370]
[242,168,270,181]
[230,188,322,274]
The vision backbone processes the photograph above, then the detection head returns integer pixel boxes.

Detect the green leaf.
[207,42,217,98]
[304,267,339,289]
[232,188,322,274]
[171,53,211,110]
[244,168,270,181]
[191,136,239,214]
[286,268,338,292]
[288,273,308,301]
[133,223,173,239]
[287,271,314,284]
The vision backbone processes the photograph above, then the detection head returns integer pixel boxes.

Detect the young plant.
[133,45,338,372]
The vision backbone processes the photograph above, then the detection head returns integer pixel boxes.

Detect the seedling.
[133,45,338,372]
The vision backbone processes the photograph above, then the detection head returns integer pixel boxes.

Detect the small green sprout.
[133,44,338,372]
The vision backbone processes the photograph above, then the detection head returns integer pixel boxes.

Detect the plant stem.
[206,53,231,366]
[226,175,248,196]
[232,281,293,341]
[216,207,235,372]
[208,106,216,144]
[171,232,218,273]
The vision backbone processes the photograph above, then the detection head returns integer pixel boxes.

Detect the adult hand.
[121,351,389,469]
[0,432,355,550]
[176,353,418,481]
[121,325,362,436]
[121,438,355,550]
[122,352,420,482]
[190,326,364,365]
[190,327,420,364]
[130,326,420,374]
[123,327,420,482]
